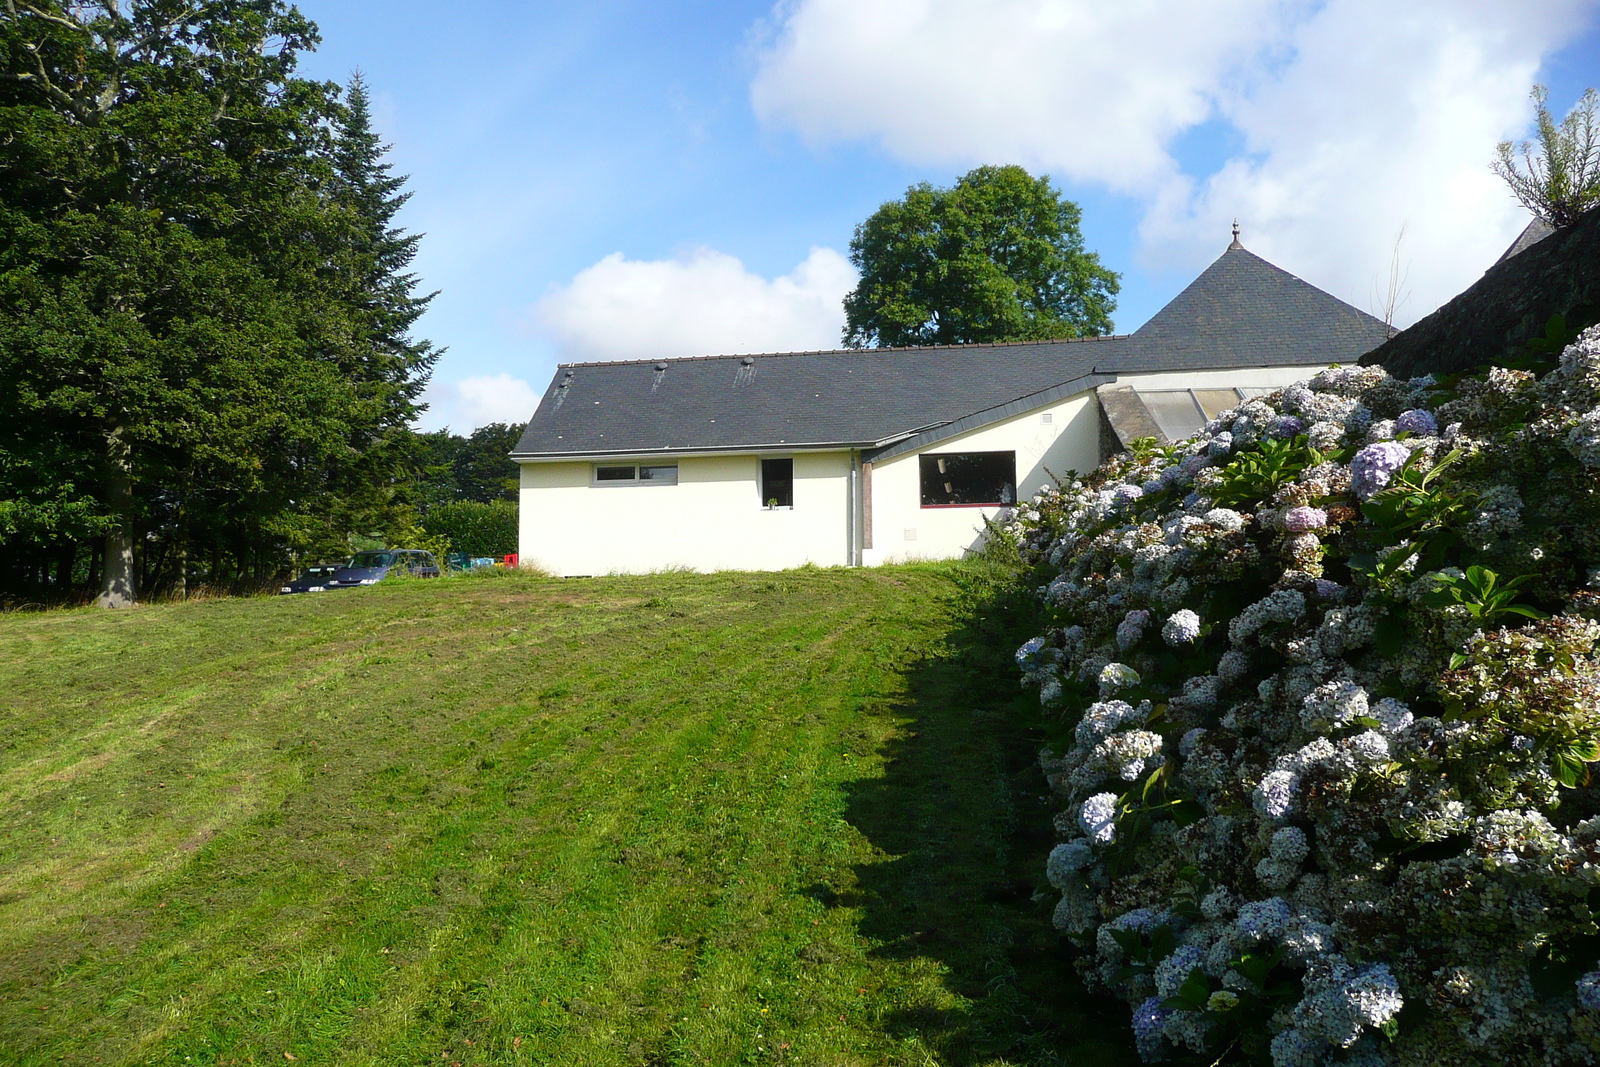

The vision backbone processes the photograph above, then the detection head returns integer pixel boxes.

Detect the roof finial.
[1229,219,1242,250]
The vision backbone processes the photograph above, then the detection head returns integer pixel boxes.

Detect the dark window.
[593,464,678,485]
[639,465,678,485]
[761,458,794,508]
[919,451,1016,507]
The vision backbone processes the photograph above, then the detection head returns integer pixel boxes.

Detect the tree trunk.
[94,424,137,608]
[172,513,188,601]
[55,542,76,589]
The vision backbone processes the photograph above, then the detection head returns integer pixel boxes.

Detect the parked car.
[322,549,440,589]
[279,561,349,595]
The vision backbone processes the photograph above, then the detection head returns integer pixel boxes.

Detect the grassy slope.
[0,566,1132,1067]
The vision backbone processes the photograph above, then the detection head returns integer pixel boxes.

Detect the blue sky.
[294,1,1600,432]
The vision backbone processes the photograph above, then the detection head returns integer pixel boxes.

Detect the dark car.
[322,549,440,589]
[279,561,349,595]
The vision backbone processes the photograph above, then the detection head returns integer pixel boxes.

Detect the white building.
[511,238,1391,576]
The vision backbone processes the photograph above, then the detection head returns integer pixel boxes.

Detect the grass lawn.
[0,565,1133,1066]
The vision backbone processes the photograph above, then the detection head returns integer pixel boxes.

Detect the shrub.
[1004,327,1600,1065]
[1493,85,1600,229]
[420,500,517,559]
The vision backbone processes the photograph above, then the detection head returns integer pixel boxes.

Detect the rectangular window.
[639,465,678,484]
[592,463,677,485]
[919,451,1016,507]
[760,458,793,508]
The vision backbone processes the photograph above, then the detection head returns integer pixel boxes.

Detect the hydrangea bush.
[1005,327,1600,1065]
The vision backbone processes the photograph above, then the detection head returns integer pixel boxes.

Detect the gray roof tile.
[512,244,1392,458]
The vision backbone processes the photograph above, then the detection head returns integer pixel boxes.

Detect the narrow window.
[593,463,677,485]
[639,465,678,485]
[761,458,793,508]
[919,451,1016,507]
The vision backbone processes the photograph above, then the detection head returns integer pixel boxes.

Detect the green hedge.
[421,500,517,559]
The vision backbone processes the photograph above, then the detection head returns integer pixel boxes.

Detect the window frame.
[918,450,1018,509]
[590,462,679,487]
[760,457,794,509]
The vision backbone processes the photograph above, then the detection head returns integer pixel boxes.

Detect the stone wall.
[1361,206,1600,379]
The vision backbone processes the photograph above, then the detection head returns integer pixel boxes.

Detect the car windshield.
[348,551,396,568]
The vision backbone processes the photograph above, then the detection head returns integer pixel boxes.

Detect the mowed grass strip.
[0,566,1132,1066]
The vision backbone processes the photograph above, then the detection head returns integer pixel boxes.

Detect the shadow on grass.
[840,564,1139,1066]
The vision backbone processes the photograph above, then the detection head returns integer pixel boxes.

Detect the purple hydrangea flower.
[1283,506,1328,533]
[1117,609,1151,650]
[1114,483,1144,504]
[1271,415,1306,438]
[1350,441,1412,500]
[1396,408,1438,435]
[1162,609,1202,646]
[1313,579,1343,599]
[1079,792,1119,844]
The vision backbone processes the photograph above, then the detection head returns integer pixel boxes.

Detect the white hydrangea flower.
[1075,700,1138,746]
[1300,680,1369,730]
[1047,840,1094,888]
[1079,792,1119,844]
[1162,609,1202,646]
[1203,507,1246,532]
[1097,661,1141,696]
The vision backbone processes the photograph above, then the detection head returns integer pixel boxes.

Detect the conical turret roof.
[1114,241,1392,372]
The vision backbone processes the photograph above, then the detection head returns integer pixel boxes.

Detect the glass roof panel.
[1138,390,1207,442]
[1193,388,1245,419]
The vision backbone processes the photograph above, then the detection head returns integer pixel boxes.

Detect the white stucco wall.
[518,451,851,575]
[517,363,1338,575]
[862,391,1101,566]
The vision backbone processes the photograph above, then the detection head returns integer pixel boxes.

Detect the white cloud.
[533,246,856,362]
[751,0,1598,324]
[418,373,542,432]
[752,0,1291,194]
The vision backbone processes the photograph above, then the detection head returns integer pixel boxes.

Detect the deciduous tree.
[843,165,1119,348]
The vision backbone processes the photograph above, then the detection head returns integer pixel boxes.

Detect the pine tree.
[319,71,438,544]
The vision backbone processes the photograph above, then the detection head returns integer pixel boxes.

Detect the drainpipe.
[848,450,861,566]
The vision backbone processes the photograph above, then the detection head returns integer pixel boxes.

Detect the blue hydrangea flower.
[1577,969,1600,1010]
[1253,770,1298,819]
[1015,636,1046,667]
[1132,996,1168,1061]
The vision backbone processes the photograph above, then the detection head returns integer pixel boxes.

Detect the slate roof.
[511,243,1392,460]
[1116,242,1393,372]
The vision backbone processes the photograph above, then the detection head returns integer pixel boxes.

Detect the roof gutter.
[510,440,883,463]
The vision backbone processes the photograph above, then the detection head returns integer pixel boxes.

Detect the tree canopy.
[0,2,435,604]
[842,165,1119,349]
[413,423,522,510]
